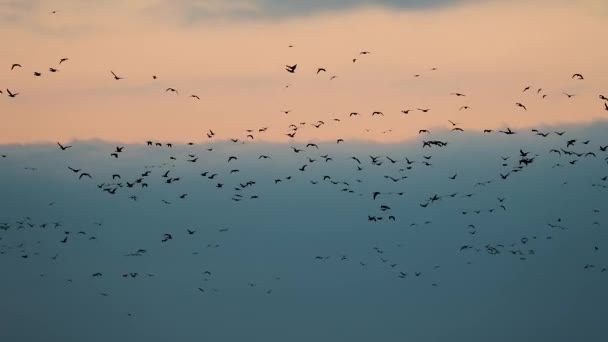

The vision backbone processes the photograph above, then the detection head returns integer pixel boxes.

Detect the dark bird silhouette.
[79,173,92,180]
[6,89,19,98]
[285,64,297,73]
[57,142,72,150]
[572,73,584,80]
[515,102,527,110]
[110,71,123,80]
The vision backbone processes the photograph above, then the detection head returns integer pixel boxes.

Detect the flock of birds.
[2,37,608,320]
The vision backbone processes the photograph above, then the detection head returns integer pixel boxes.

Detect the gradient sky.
[1,0,607,143]
[2,2,608,342]
[1,123,608,341]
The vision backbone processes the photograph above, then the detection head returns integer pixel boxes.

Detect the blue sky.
[1,122,607,341]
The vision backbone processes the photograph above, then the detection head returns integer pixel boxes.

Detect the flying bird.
[110,71,123,80]
[6,89,19,98]
[57,142,72,150]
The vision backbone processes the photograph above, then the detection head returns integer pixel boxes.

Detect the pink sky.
[1,0,607,144]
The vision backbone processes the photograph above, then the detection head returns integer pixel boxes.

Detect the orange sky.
[1,0,607,144]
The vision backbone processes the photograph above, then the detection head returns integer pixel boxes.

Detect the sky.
[1,0,607,144]
[1,1,608,341]
[1,123,608,341]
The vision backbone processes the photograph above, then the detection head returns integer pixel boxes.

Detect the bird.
[110,71,123,80]
[499,128,516,135]
[6,89,19,98]
[79,173,92,179]
[515,103,527,110]
[11,63,21,70]
[285,64,297,73]
[190,95,200,100]
[572,73,584,80]
[316,68,326,74]
[166,88,179,95]
[57,142,72,150]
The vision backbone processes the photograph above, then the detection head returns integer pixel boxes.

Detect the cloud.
[167,0,480,21]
